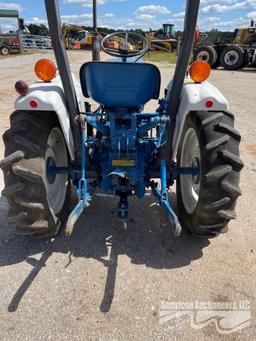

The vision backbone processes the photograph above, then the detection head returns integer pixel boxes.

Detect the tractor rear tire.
[176,111,243,237]
[0,111,70,237]
[220,46,245,70]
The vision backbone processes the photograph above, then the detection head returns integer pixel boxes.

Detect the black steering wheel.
[101,31,150,58]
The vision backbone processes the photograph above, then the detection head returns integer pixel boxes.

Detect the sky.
[0,0,256,33]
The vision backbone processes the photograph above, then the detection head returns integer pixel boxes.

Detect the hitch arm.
[65,119,91,236]
[151,160,182,237]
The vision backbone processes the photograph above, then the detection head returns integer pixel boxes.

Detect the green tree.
[27,24,49,36]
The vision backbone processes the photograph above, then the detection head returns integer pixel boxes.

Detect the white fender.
[168,80,229,159]
[14,74,85,161]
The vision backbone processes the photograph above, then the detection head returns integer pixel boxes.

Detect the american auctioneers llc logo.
[159,300,251,334]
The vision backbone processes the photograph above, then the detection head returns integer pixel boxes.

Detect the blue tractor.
[0,0,243,238]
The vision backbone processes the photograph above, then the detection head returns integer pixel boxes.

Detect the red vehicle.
[0,35,21,55]
[0,9,23,55]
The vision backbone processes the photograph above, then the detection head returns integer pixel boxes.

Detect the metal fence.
[22,35,52,49]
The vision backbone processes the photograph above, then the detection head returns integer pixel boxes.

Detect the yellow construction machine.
[61,23,93,49]
[146,24,177,52]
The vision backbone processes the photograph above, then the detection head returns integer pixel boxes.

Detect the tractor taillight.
[29,100,38,108]
[205,99,214,108]
[15,80,29,96]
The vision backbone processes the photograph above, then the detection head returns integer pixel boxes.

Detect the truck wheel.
[1,46,10,55]
[193,45,217,67]
[0,111,69,237]
[176,111,243,237]
[220,46,245,70]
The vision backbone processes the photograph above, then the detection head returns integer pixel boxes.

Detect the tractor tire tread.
[221,179,242,197]
[1,182,25,198]
[177,111,243,237]
[218,209,237,220]
[204,197,230,211]
[12,162,43,184]
[205,135,229,152]
[219,150,244,171]
[201,112,223,127]
[205,165,232,183]
[0,150,24,170]
[215,122,241,141]
[14,197,45,211]
[1,111,61,237]
[14,135,41,154]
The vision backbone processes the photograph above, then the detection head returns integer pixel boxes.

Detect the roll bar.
[161,0,201,162]
[44,0,82,158]
[92,0,101,61]
[44,0,200,162]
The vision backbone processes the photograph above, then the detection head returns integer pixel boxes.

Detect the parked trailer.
[0,43,10,55]
[0,35,20,55]
[0,9,23,54]
[194,21,256,70]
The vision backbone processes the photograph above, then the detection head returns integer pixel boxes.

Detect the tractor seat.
[80,61,161,108]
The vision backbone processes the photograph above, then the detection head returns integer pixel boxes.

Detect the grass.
[144,51,194,65]
[144,51,178,64]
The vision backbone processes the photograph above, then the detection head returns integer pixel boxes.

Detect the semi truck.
[193,21,256,70]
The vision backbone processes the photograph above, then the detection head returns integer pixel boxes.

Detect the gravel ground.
[0,51,255,340]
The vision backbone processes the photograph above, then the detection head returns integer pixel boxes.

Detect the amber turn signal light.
[189,60,211,83]
[35,59,57,82]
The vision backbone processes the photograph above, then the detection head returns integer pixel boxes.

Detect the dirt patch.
[242,144,256,156]
[0,55,10,60]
